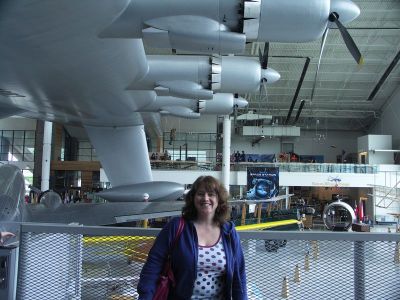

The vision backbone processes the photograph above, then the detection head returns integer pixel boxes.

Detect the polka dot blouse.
[191,236,226,299]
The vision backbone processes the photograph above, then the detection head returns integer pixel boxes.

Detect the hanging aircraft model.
[0,0,361,204]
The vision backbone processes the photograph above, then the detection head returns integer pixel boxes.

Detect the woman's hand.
[0,232,16,245]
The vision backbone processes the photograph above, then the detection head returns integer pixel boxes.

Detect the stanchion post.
[294,264,301,283]
[304,252,310,271]
[281,276,289,298]
[354,241,365,300]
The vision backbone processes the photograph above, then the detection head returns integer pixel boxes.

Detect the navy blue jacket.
[137,217,247,299]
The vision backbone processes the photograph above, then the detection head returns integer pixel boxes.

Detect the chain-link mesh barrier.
[16,224,400,300]
[243,237,400,299]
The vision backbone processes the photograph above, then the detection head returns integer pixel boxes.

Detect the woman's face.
[194,187,218,218]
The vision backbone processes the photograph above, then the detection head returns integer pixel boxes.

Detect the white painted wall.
[0,117,36,130]
[162,116,364,163]
[357,135,393,164]
[369,86,400,149]
[153,169,377,187]
[231,130,362,163]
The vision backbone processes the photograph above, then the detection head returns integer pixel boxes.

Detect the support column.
[354,241,365,300]
[285,186,290,209]
[33,121,44,188]
[222,116,231,193]
[41,121,52,191]
[52,123,63,161]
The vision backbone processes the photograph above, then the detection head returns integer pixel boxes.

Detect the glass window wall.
[0,130,35,162]
[163,132,216,163]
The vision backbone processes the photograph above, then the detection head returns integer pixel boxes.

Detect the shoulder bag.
[153,217,185,300]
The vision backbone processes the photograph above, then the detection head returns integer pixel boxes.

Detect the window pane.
[13,138,24,146]
[79,141,92,149]
[24,146,34,154]
[23,153,34,162]
[24,139,35,147]
[79,149,92,156]
[25,131,35,139]
[0,145,9,154]
[2,131,13,138]
[13,131,24,138]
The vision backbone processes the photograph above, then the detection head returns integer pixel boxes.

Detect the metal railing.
[150,161,378,174]
[16,223,400,300]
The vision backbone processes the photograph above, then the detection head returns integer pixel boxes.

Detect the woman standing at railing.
[137,175,248,299]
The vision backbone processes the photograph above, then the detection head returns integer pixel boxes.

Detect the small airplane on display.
[229,194,294,205]
[328,176,342,187]
[0,0,362,206]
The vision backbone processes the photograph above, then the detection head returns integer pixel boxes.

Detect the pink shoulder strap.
[170,217,185,250]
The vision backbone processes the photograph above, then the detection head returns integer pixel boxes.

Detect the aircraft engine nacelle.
[199,93,248,115]
[141,93,247,118]
[218,56,280,93]
[160,106,201,119]
[245,0,360,42]
[130,56,280,99]
[100,0,360,54]
[99,0,246,54]
[144,23,246,55]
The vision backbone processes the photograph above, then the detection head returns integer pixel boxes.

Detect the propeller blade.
[233,94,238,126]
[310,27,329,103]
[234,104,238,121]
[329,13,364,65]
[259,78,268,93]
[261,42,269,69]
[262,79,268,96]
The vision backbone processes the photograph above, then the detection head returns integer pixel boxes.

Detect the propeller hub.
[328,12,339,22]
[233,96,248,109]
[261,68,280,85]
[329,0,360,26]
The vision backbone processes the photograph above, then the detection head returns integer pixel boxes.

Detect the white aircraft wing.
[0,164,184,227]
[0,2,179,193]
[23,201,184,226]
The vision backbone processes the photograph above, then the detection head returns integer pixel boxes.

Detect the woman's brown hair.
[182,176,229,225]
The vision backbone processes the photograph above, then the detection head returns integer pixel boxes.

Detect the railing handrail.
[20,222,400,242]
